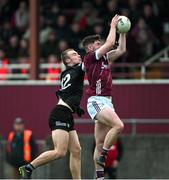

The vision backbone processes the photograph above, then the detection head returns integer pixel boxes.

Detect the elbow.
[120,48,126,55]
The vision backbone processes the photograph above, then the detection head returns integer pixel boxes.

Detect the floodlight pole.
[29,0,39,80]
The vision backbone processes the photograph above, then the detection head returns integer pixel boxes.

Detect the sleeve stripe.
[81,63,86,71]
[95,50,100,60]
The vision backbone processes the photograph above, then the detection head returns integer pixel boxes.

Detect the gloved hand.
[76,107,85,117]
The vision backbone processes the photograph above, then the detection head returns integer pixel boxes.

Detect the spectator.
[0,0,19,22]
[40,30,59,59]
[74,1,98,29]
[92,22,106,39]
[131,17,156,60]
[103,0,120,25]
[54,14,70,40]
[40,27,54,44]
[0,48,9,80]
[57,39,69,56]
[45,2,60,24]
[127,0,141,26]
[18,39,29,57]
[6,35,19,62]
[120,8,130,20]
[0,21,19,43]
[93,0,104,13]
[46,55,63,81]
[13,1,28,30]
[11,56,29,80]
[142,3,163,51]
[124,32,141,63]
[104,138,124,179]
[6,117,37,179]
[69,21,84,51]
[142,3,163,40]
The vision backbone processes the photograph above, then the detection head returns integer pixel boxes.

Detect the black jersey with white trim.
[56,63,85,112]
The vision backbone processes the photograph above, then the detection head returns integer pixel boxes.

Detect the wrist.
[111,23,116,28]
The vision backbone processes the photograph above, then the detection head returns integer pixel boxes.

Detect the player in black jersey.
[19,49,85,179]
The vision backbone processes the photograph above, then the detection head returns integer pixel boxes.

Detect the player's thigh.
[68,130,81,154]
[95,107,123,128]
[52,129,69,152]
[94,121,110,150]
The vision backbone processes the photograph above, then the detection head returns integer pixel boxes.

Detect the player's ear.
[65,58,71,65]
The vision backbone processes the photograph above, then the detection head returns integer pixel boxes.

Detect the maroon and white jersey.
[83,51,112,96]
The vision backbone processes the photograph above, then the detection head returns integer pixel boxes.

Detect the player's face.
[67,50,81,65]
[93,40,102,50]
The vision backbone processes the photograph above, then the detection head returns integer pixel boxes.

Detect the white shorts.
[87,96,115,120]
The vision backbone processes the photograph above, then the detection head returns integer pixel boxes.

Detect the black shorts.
[48,105,74,132]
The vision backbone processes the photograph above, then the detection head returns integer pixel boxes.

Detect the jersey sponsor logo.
[61,74,71,89]
[101,62,108,69]
[55,121,70,127]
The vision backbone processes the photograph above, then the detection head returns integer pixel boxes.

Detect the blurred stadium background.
[0,0,169,179]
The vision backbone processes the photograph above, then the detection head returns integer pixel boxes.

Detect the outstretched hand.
[110,14,121,27]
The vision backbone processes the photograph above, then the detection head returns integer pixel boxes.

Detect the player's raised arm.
[107,33,126,62]
[96,14,120,59]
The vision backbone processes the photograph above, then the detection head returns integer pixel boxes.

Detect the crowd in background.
[0,0,169,80]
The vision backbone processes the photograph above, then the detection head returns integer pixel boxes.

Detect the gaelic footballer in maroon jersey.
[81,14,127,180]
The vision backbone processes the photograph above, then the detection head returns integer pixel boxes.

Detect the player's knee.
[55,149,67,158]
[114,121,124,134]
[71,145,81,157]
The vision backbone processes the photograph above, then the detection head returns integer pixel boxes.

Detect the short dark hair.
[81,34,101,49]
[61,48,74,66]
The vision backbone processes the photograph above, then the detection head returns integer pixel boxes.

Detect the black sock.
[96,169,104,179]
[25,164,35,172]
[101,147,109,157]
